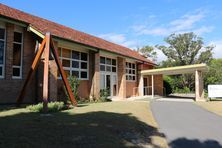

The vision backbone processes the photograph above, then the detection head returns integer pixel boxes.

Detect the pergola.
[139,64,208,101]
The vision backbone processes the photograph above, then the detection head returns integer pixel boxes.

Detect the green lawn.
[0,101,167,148]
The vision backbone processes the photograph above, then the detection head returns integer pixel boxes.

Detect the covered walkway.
[139,64,208,101]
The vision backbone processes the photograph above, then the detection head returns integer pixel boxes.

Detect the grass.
[195,101,222,116]
[0,101,167,148]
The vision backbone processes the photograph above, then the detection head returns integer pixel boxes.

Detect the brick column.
[5,23,14,80]
[195,70,204,101]
[154,74,163,96]
[90,52,100,99]
[138,74,144,96]
[117,57,126,99]
[49,41,58,101]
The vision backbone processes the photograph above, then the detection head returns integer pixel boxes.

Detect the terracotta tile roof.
[0,3,155,65]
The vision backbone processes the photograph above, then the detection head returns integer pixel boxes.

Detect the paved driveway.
[151,100,222,148]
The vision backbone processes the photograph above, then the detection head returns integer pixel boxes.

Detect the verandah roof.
[141,64,208,75]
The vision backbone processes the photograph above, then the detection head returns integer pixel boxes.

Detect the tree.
[156,32,214,66]
[137,45,157,62]
[204,59,222,90]
[156,32,214,92]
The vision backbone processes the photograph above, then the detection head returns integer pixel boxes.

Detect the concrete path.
[151,100,222,148]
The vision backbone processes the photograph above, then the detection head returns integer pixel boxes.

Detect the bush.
[174,87,191,93]
[26,102,72,113]
[65,76,80,102]
[163,80,172,96]
[100,89,110,102]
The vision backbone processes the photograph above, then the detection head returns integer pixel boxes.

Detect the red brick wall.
[0,23,36,103]
[126,81,137,97]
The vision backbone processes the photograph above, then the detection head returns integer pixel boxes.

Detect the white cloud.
[156,49,167,63]
[209,40,222,59]
[98,33,126,43]
[170,11,205,31]
[132,10,213,36]
[98,33,139,49]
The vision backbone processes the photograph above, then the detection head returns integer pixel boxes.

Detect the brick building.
[0,4,163,104]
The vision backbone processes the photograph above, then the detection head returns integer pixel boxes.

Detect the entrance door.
[100,73,117,97]
[106,74,111,96]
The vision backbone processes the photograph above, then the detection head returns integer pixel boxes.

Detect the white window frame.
[12,31,23,79]
[99,56,118,97]
[58,47,89,80]
[125,62,137,82]
[99,56,117,73]
[0,27,6,79]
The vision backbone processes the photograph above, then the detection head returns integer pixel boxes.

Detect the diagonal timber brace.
[16,32,77,109]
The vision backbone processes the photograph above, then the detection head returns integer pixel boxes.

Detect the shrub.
[26,102,72,113]
[100,88,110,102]
[163,80,172,96]
[174,87,191,93]
[64,76,80,102]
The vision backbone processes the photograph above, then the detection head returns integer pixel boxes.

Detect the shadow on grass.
[169,138,222,148]
[0,105,18,112]
[0,110,165,147]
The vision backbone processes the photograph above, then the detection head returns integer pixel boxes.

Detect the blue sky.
[1,0,222,62]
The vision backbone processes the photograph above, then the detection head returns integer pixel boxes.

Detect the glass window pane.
[14,32,22,43]
[100,65,105,71]
[129,63,132,68]
[81,52,87,61]
[72,61,79,68]
[81,71,87,78]
[13,67,20,77]
[126,75,129,80]
[132,70,135,74]
[129,69,132,74]
[100,57,105,64]
[133,76,135,80]
[0,67,2,76]
[72,71,79,78]
[0,41,4,64]
[13,44,21,66]
[106,66,111,72]
[112,66,116,72]
[72,51,80,59]
[112,59,116,65]
[62,48,71,58]
[106,58,111,65]
[126,62,129,68]
[132,64,135,69]
[62,59,70,67]
[129,75,132,80]
[81,62,87,69]
[0,28,5,40]
[100,74,105,89]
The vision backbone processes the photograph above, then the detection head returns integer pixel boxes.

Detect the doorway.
[100,73,117,97]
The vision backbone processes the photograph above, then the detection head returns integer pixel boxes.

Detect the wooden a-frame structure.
[16,32,77,111]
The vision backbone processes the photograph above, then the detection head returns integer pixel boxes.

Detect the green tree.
[137,45,157,62]
[156,32,214,92]
[204,59,222,90]
[156,32,214,66]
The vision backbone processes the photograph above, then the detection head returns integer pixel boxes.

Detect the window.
[126,62,136,81]
[0,28,5,78]
[58,47,88,80]
[12,32,23,78]
[100,56,117,73]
